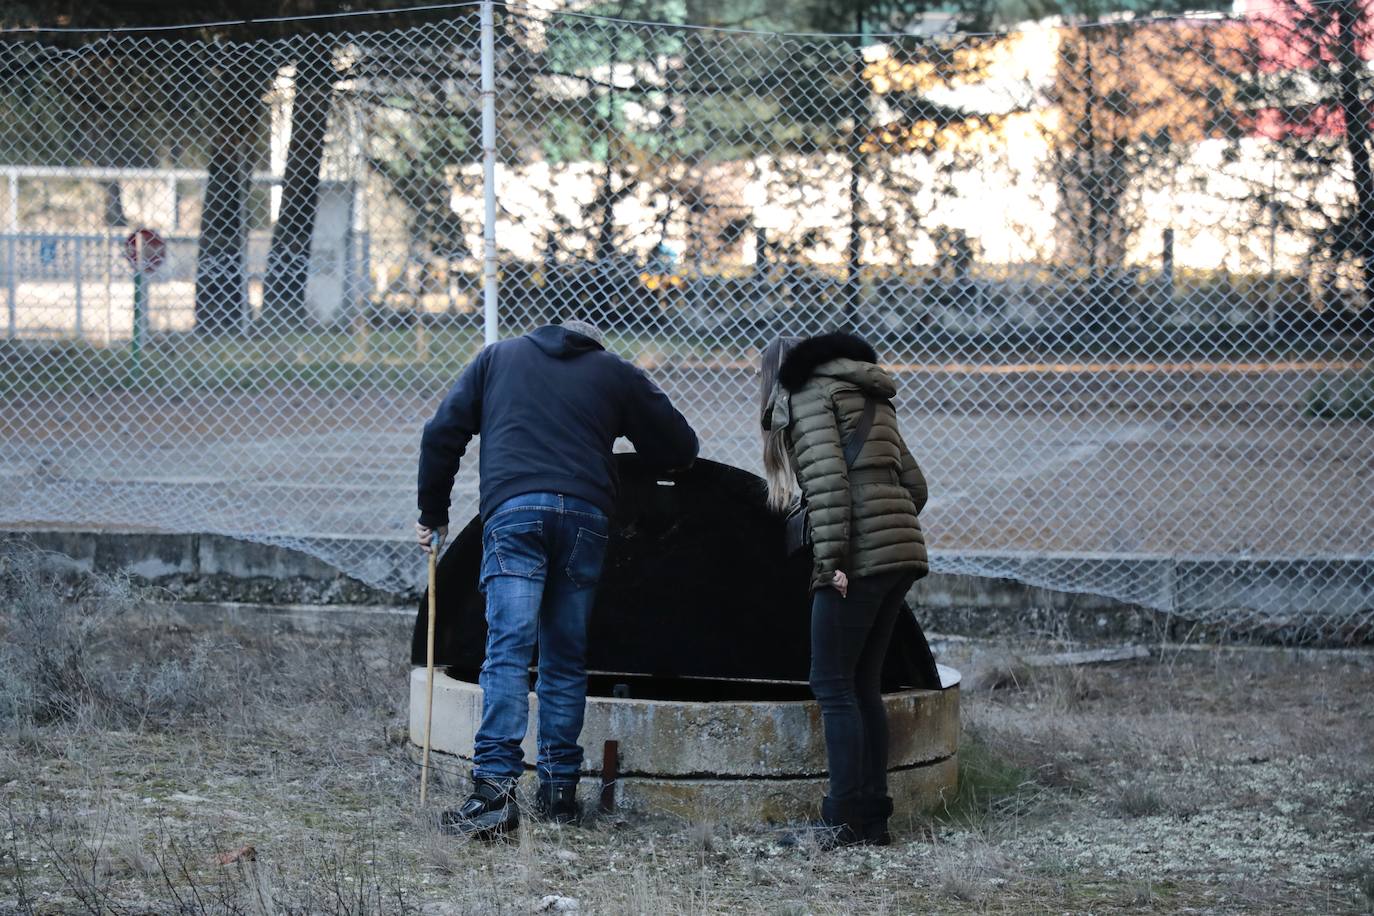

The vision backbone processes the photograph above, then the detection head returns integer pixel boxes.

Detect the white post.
[73,236,83,340]
[104,229,113,346]
[6,171,17,233]
[5,236,14,340]
[6,171,16,339]
[481,0,499,347]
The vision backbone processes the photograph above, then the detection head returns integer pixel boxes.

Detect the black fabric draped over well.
[411,455,940,692]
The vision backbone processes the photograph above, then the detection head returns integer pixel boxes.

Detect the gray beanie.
[561,319,605,346]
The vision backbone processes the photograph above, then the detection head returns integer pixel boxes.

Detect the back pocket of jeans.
[565,527,609,588]
[482,520,546,581]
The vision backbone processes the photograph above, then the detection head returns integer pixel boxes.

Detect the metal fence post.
[132,270,146,379]
[481,0,499,346]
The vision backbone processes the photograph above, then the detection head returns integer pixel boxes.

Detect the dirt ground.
[1,562,1372,914]
[3,363,1371,565]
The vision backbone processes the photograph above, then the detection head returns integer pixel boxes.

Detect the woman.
[759,331,929,847]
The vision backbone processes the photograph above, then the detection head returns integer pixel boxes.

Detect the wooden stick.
[420,535,442,806]
[1020,645,1149,668]
[599,740,619,814]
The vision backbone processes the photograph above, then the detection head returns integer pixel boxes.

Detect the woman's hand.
[831,570,848,598]
[416,522,448,554]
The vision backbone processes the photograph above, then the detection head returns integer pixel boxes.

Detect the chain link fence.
[1,3,1371,643]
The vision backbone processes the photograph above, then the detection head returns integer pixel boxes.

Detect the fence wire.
[0,4,1370,644]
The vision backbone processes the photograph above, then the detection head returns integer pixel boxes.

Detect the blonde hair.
[762,426,796,512]
[758,337,801,512]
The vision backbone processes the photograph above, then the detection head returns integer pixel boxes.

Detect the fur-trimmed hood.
[762,331,895,431]
[777,332,878,392]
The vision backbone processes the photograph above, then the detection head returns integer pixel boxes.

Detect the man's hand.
[831,570,848,598]
[417,522,448,554]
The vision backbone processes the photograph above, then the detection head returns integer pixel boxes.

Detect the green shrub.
[928,732,1043,829]
[1305,373,1374,421]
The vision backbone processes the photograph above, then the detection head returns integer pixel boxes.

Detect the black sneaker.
[439,779,518,840]
[532,781,580,824]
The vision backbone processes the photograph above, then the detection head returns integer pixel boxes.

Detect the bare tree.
[1039,12,1247,325]
[1233,0,1374,318]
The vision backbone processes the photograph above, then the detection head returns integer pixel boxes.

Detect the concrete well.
[409,665,960,823]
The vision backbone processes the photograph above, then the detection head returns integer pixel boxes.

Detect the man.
[416,319,698,839]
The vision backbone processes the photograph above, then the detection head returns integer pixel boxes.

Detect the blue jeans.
[473,492,610,786]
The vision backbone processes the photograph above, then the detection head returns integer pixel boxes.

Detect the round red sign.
[123,228,167,275]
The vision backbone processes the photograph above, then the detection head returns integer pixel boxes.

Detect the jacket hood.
[778,331,895,397]
[527,324,605,359]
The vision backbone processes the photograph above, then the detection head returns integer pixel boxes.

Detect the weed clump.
[0,541,397,733]
[0,543,139,725]
[1115,782,1167,818]
[927,731,1044,831]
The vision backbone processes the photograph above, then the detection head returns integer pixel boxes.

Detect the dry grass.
[3,548,1373,914]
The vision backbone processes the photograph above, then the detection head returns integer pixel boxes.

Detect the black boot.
[532,781,580,824]
[439,779,519,840]
[778,796,863,851]
[860,796,894,846]
[818,795,864,849]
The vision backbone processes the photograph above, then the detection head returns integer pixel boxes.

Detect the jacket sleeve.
[790,389,851,589]
[896,433,928,515]
[621,365,699,470]
[417,348,489,528]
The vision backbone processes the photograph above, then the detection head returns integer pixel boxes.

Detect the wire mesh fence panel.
[0,3,1370,641]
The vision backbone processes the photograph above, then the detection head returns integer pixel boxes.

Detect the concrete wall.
[5,528,1370,644]
[2,529,397,605]
[913,554,1374,644]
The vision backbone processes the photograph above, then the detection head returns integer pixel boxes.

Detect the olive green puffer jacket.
[766,333,928,591]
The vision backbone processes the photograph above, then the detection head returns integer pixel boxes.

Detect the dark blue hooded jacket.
[417,325,699,527]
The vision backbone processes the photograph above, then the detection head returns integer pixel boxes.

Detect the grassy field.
[0,326,763,395]
[1,325,1366,395]
[2,550,1373,914]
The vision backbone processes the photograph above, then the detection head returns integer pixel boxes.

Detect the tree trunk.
[194,54,268,335]
[843,123,865,321]
[1335,2,1374,299]
[262,48,334,328]
[102,182,126,227]
[842,3,869,321]
[593,158,634,264]
[1083,35,1099,276]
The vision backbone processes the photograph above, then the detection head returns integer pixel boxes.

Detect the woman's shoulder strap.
[843,397,877,467]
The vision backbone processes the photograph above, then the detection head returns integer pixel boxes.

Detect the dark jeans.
[809,570,916,806]
[473,493,610,786]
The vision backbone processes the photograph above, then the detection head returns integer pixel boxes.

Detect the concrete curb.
[415,746,959,823]
[407,665,961,821]
[409,666,960,779]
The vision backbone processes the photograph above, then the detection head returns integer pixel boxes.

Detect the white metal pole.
[7,171,17,233]
[7,171,16,340]
[481,0,499,347]
[5,237,15,340]
[104,229,113,346]
[73,236,83,341]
